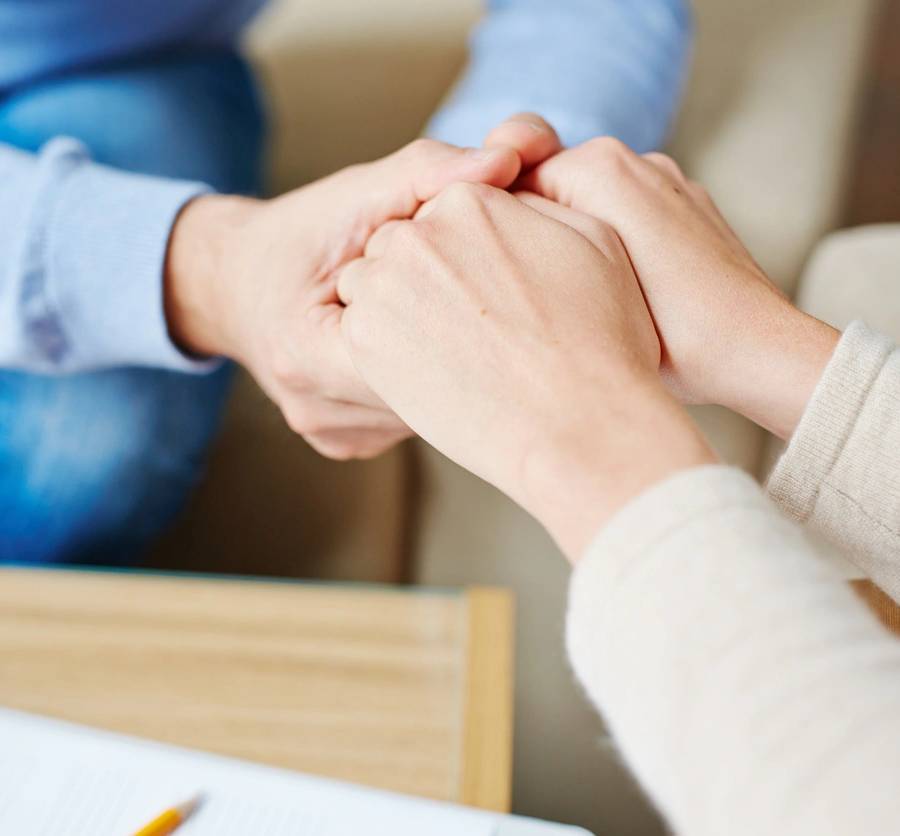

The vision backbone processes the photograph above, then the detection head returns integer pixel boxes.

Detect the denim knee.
[0,365,233,564]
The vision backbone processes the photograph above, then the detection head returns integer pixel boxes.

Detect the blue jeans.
[0,50,265,564]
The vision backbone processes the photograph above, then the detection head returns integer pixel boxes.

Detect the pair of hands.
[165,114,561,460]
[167,118,838,560]
[337,135,840,557]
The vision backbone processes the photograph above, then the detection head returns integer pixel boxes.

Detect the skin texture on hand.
[338,183,714,560]
[165,117,561,461]
[520,138,840,440]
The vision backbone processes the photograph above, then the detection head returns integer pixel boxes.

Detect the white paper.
[0,708,589,836]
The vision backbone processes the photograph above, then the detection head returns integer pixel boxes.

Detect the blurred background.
[141,0,899,832]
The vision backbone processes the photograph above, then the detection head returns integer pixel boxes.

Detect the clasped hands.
[166,114,840,560]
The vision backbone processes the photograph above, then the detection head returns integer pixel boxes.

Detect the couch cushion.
[670,0,876,292]
[246,0,482,191]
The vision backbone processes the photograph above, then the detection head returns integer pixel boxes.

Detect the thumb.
[367,138,522,222]
[483,112,562,170]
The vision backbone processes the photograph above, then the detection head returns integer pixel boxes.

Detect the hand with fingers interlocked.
[164,114,563,460]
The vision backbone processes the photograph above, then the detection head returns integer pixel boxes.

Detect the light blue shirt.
[0,0,692,373]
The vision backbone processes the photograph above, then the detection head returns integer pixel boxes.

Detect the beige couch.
[151,1,879,833]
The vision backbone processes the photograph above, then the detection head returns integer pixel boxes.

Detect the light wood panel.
[0,568,513,810]
[461,587,515,812]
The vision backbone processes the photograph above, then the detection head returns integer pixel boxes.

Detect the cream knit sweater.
[566,322,900,836]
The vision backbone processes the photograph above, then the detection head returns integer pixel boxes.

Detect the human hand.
[337,183,714,559]
[164,117,559,460]
[520,139,840,439]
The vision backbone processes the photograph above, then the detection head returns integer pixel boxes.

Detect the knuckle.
[390,218,423,245]
[378,220,426,258]
[363,224,392,257]
[441,180,478,201]
[647,152,685,180]
[440,180,493,210]
[284,403,322,437]
[341,307,369,350]
[268,342,304,390]
[688,180,710,201]
[589,218,619,247]
[322,443,357,462]
[579,216,624,258]
[582,136,632,170]
[403,137,441,163]
[665,155,686,178]
[355,439,400,460]
[308,435,361,462]
[335,272,355,304]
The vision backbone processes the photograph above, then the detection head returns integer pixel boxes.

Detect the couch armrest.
[671,0,877,294]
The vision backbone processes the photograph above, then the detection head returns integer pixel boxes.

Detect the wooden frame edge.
[460,586,515,812]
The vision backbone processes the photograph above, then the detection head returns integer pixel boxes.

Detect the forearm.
[428,0,693,150]
[568,465,900,835]
[0,138,216,373]
[711,301,840,441]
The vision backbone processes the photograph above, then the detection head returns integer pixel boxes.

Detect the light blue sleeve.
[428,0,693,152]
[0,138,218,373]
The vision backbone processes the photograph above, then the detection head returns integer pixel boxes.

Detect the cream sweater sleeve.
[566,466,900,836]
[768,321,900,601]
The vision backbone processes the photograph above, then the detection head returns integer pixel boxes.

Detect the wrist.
[714,301,839,440]
[164,193,260,359]
[519,378,717,562]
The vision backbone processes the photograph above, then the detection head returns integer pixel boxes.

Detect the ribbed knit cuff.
[31,137,220,373]
[767,321,894,523]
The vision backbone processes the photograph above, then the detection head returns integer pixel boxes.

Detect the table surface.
[0,567,514,812]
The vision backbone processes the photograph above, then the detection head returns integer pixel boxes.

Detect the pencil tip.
[177,793,206,819]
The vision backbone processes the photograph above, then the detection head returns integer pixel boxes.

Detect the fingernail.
[465,147,502,161]
[511,118,545,132]
[509,114,548,132]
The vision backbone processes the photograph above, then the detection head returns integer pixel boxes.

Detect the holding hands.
[165,112,839,557]
[338,181,713,558]
[335,125,839,558]
[164,115,562,460]
[520,138,839,439]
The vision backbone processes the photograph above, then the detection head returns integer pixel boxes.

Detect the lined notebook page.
[0,708,588,836]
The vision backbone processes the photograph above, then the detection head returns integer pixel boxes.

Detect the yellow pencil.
[131,793,205,836]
